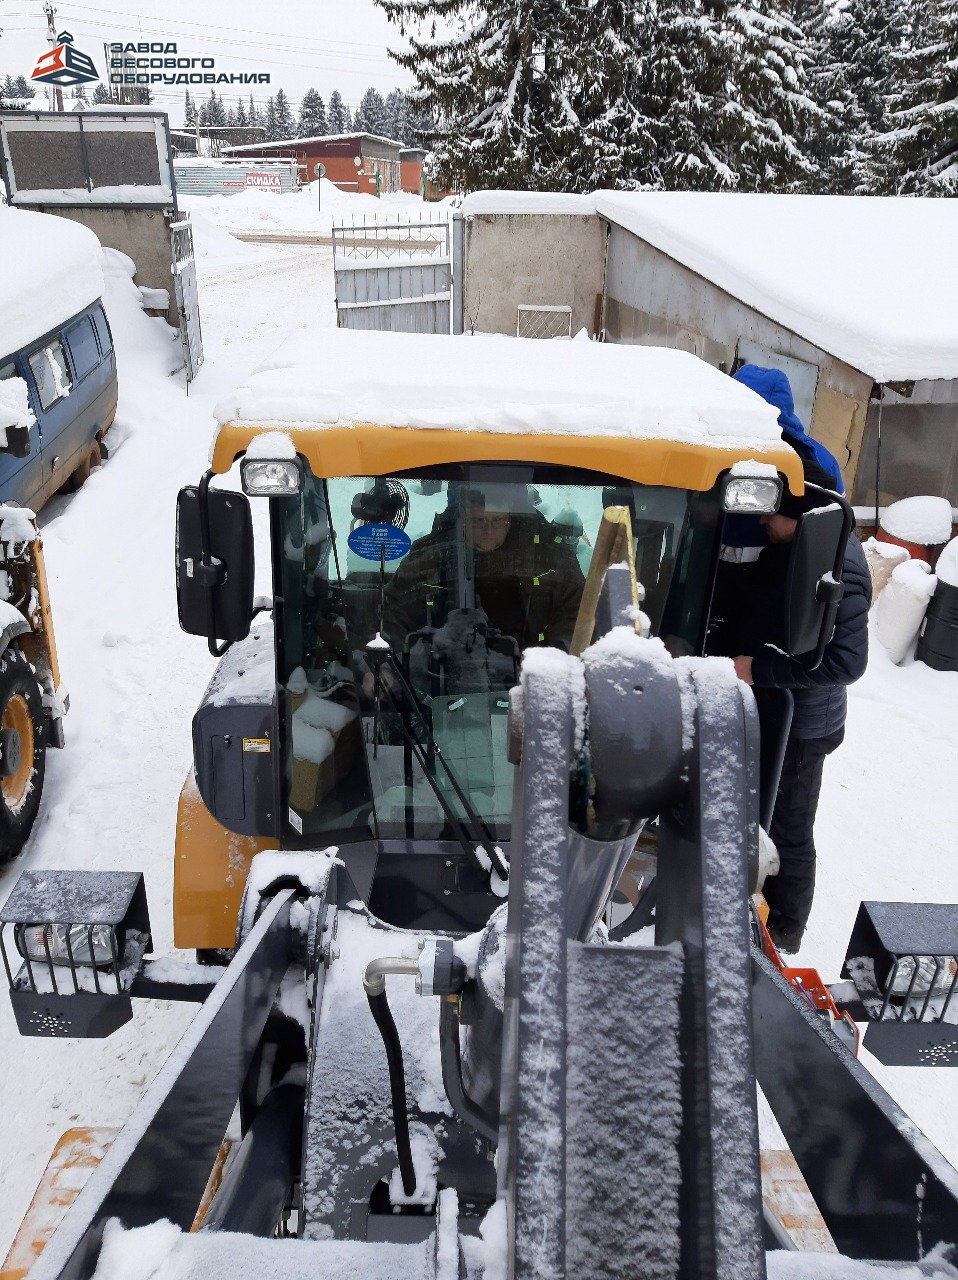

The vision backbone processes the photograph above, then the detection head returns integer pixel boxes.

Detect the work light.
[722,475,782,514]
[240,457,305,497]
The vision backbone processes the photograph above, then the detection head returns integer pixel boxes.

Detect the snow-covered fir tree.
[573,0,660,188]
[383,88,406,140]
[328,90,348,134]
[273,88,295,139]
[14,75,33,98]
[877,0,958,193]
[248,95,261,130]
[200,90,228,128]
[298,88,327,137]
[235,96,248,128]
[825,0,907,192]
[92,83,113,105]
[718,0,821,191]
[356,86,387,135]
[375,0,585,190]
[264,96,278,142]
[184,90,198,128]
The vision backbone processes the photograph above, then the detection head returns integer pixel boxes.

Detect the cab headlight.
[723,476,782,514]
[240,457,304,497]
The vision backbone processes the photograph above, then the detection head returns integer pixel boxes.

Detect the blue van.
[0,299,117,511]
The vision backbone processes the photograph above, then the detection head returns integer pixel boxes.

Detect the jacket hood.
[733,363,807,439]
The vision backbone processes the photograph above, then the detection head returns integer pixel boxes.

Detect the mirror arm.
[197,470,233,658]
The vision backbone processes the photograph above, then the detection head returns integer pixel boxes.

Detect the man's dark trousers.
[765,727,845,945]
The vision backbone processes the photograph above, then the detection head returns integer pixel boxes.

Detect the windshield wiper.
[364,638,509,884]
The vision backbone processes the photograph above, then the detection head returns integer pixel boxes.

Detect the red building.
[222,133,403,197]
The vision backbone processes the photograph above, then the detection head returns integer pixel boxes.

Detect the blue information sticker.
[347,523,412,562]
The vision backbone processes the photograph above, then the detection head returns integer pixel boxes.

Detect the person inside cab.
[381,482,585,689]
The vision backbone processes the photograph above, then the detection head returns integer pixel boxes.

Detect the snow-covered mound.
[0,207,104,354]
[179,179,442,238]
[861,536,910,599]
[880,495,954,547]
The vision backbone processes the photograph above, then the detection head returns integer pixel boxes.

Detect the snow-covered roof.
[460,190,598,217]
[224,132,401,153]
[595,192,958,383]
[211,329,803,490]
[0,208,104,356]
[460,190,958,383]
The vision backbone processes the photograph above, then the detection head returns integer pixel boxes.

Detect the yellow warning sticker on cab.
[242,737,271,753]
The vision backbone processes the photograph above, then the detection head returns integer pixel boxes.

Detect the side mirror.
[176,478,254,654]
[786,487,854,666]
[0,425,30,459]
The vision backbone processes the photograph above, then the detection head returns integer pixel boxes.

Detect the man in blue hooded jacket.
[722,365,845,564]
[732,364,845,490]
[716,457,871,954]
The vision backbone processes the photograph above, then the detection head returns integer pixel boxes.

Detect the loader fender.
[173,768,278,950]
[0,618,31,656]
[1,1127,118,1280]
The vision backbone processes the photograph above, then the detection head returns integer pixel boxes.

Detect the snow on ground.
[179,178,444,238]
[1,201,957,1264]
[0,213,332,1257]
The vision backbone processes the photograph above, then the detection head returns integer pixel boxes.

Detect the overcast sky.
[0,0,414,120]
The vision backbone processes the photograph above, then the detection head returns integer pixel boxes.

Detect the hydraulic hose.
[364,958,418,1198]
[439,999,499,1144]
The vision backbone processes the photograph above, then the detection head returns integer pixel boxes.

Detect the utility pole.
[43,1,64,111]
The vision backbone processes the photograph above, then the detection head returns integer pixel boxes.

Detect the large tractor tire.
[66,438,103,494]
[0,647,46,863]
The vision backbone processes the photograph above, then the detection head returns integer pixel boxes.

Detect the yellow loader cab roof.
[211,329,804,493]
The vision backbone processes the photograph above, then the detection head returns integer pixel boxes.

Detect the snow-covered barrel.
[916,538,958,672]
[876,496,954,565]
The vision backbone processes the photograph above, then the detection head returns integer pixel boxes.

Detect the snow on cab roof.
[461,191,958,383]
[214,327,782,448]
[0,208,104,357]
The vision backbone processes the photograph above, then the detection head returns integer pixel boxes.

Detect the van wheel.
[0,648,45,863]
[67,439,103,493]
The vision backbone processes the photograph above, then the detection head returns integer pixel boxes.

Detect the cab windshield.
[274,465,721,844]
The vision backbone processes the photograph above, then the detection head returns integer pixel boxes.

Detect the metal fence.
[170,219,204,385]
[332,214,452,334]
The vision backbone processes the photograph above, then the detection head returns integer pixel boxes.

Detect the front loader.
[2,330,956,1279]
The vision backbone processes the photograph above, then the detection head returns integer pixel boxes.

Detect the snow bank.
[179,179,440,238]
[100,248,182,379]
[0,208,104,355]
[215,328,782,448]
[875,559,938,664]
[594,192,958,382]
[880,495,954,546]
[936,538,958,589]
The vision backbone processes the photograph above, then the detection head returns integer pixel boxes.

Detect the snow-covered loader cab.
[3,332,958,1280]
[0,505,66,863]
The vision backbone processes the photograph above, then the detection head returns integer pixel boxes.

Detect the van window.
[92,305,113,357]
[28,340,73,411]
[65,317,100,380]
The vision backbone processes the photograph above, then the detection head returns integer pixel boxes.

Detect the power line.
[64,1,402,56]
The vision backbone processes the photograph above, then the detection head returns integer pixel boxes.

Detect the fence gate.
[171,218,204,384]
[332,216,451,334]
